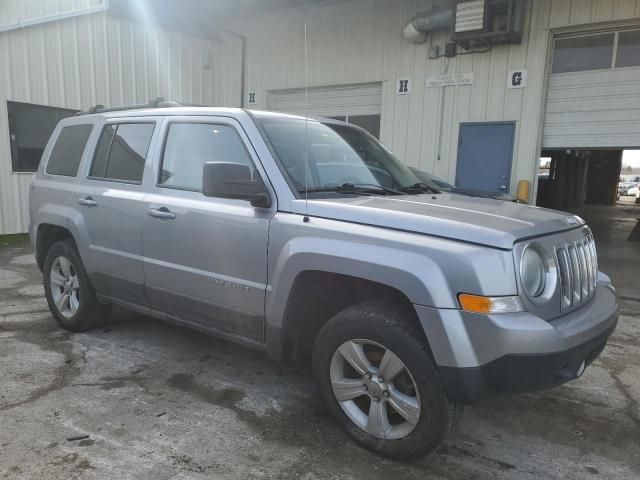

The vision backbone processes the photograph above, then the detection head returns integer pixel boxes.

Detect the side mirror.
[202,162,271,208]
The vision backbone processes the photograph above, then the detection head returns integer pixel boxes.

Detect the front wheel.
[312,301,462,461]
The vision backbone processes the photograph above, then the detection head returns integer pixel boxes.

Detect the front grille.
[556,234,598,311]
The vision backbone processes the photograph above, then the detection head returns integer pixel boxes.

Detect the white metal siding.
[226,0,640,200]
[0,1,242,234]
[544,68,640,148]
[270,83,382,116]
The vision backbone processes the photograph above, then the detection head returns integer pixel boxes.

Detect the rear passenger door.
[73,118,159,305]
[141,116,275,341]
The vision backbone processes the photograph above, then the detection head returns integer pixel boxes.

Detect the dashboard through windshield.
[257,117,422,196]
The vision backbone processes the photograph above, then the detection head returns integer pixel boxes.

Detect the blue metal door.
[455,122,515,194]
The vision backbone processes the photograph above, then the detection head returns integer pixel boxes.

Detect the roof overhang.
[108,0,344,38]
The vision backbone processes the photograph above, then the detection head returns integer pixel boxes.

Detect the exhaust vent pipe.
[403,5,453,44]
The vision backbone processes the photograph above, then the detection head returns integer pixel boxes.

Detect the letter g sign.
[507,70,527,89]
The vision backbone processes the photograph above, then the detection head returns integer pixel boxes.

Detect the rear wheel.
[312,301,461,461]
[43,239,109,332]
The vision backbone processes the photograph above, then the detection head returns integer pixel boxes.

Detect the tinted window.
[616,30,640,68]
[105,124,154,182]
[90,123,154,183]
[159,123,254,192]
[90,124,115,178]
[7,101,78,172]
[46,125,93,176]
[552,33,614,73]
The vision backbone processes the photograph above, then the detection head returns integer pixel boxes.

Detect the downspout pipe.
[222,29,247,108]
[0,0,110,34]
[403,5,453,44]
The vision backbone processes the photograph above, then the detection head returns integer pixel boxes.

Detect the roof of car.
[73,98,344,123]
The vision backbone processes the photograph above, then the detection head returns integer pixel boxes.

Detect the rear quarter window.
[89,123,155,183]
[45,125,93,177]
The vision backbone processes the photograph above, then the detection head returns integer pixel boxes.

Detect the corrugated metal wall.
[0,0,242,234]
[227,0,640,198]
[2,0,639,233]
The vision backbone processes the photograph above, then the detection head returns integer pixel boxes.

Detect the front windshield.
[258,118,421,194]
[409,168,453,191]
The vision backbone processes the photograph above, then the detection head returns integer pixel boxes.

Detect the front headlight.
[520,244,557,302]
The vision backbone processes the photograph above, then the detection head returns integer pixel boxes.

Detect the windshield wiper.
[299,183,403,196]
[399,182,440,194]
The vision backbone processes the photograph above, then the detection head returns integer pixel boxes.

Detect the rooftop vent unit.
[452,0,526,49]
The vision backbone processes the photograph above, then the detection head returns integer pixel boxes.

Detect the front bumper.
[415,278,618,404]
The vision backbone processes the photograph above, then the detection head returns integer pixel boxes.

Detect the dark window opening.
[46,125,93,177]
[7,101,78,172]
[616,30,640,68]
[89,123,154,183]
[552,33,615,73]
[326,114,381,138]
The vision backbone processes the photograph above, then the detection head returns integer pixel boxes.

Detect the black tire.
[312,300,462,461]
[43,239,110,332]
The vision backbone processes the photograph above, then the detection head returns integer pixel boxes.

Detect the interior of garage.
[536,150,622,209]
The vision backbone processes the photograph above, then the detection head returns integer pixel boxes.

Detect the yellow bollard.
[516,180,530,204]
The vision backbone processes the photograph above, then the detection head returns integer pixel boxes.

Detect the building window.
[7,101,78,172]
[327,114,381,138]
[552,33,615,73]
[46,125,93,177]
[159,123,255,192]
[615,30,640,68]
[89,123,155,184]
[552,29,640,74]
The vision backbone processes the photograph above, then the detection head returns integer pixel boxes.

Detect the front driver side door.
[141,117,275,341]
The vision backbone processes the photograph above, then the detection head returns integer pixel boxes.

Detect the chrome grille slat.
[583,240,592,296]
[576,241,589,299]
[557,248,572,309]
[568,246,581,304]
[555,233,598,311]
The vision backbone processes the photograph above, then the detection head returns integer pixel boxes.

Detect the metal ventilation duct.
[402,5,454,44]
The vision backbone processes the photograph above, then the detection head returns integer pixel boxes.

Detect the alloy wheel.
[329,339,421,440]
[49,256,80,318]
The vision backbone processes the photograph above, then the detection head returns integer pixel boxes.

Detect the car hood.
[447,187,518,202]
[289,193,585,249]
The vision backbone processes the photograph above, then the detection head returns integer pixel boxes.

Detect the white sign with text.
[427,73,474,88]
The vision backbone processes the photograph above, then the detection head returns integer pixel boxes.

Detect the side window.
[90,124,115,178]
[46,125,93,177]
[90,123,154,183]
[159,123,254,192]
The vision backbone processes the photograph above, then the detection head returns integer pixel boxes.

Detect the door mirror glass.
[202,162,271,208]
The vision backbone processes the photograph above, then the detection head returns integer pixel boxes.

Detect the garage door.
[543,29,640,149]
[270,83,382,117]
[270,83,382,137]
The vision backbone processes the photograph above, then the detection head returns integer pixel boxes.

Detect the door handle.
[77,196,98,207]
[148,207,176,219]
[500,185,507,191]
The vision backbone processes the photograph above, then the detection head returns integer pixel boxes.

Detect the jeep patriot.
[29,102,619,460]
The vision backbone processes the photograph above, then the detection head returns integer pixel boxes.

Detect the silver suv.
[29,103,619,460]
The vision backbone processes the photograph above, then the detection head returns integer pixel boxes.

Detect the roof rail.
[75,97,181,116]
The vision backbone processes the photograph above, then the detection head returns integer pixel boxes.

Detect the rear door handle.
[148,207,176,220]
[77,196,98,207]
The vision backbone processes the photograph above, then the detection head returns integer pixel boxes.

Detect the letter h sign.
[397,78,411,95]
